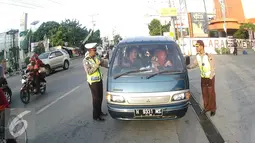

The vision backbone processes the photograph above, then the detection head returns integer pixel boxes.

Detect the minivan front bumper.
[107,101,189,120]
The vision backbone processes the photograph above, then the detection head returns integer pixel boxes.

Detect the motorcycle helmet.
[32,53,39,60]
[30,57,36,65]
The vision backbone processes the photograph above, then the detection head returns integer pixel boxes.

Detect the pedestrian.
[233,40,238,55]
[187,40,216,116]
[83,43,108,121]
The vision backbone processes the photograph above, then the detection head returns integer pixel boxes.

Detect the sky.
[0,0,254,38]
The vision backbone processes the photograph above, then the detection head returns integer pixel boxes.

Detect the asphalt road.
[7,58,209,143]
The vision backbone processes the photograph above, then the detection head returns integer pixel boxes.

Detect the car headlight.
[172,92,190,101]
[107,94,125,103]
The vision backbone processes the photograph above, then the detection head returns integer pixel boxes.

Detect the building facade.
[0,31,20,70]
[209,0,255,37]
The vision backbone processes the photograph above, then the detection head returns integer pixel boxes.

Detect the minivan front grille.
[126,95,170,105]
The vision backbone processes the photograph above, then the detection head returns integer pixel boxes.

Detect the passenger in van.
[122,47,143,69]
[151,49,173,72]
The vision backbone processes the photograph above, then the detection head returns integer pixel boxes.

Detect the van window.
[110,43,184,76]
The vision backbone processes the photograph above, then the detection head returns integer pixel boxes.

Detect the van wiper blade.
[146,70,183,79]
[113,69,151,79]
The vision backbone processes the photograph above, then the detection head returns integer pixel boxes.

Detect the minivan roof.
[119,36,175,44]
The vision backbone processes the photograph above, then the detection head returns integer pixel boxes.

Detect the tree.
[33,21,60,42]
[31,19,101,49]
[88,29,102,44]
[148,19,162,36]
[60,19,89,47]
[33,42,45,55]
[234,23,255,39]
[113,34,122,45]
[148,19,170,36]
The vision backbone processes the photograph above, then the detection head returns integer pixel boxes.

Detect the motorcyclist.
[32,54,46,82]
[27,57,40,93]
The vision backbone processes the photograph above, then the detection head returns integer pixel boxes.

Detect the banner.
[190,12,208,37]
[160,8,177,17]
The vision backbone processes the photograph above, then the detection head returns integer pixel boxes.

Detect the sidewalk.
[189,54,255,143]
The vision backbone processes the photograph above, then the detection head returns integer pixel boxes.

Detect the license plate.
[134,109,163,117]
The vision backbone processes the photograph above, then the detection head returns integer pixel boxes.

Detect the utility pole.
[202,0,209,34]
[89,14,98,30]
[7,29,19,71]
[178,0,184,52]
[168,0,176,40]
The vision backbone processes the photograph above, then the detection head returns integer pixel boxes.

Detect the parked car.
[106,36,191,120]
[38,49,71,75]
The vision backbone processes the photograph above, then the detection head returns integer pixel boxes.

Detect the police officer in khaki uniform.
[83,43,108,121]
[187,40,216,116]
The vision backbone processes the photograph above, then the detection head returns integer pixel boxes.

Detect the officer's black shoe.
[210,111,216,116]
[100,112,108,116]
[93,117,105,121]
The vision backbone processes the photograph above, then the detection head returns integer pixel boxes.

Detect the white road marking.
[36,85,80,115]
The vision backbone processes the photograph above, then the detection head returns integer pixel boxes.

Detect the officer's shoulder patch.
[85,57,90,60]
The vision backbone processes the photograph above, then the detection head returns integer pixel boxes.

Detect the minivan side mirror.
[185,56,190,65]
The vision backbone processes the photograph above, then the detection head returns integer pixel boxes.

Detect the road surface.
[8,58,209,143]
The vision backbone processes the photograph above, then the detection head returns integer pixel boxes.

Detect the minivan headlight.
[172,92,190,101]
[107,94,125,103]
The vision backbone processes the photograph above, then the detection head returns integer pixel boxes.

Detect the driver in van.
[122,47,143,69]
[151,49,173,72]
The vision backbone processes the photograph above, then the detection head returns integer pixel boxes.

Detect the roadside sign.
[160,8,177,17]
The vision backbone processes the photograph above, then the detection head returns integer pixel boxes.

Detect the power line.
[47,0,61,4]
[9,0,44,8]
[0,1,36,9]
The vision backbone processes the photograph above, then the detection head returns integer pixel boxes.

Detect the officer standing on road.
[83,43,108,121]
[187,40,217,116]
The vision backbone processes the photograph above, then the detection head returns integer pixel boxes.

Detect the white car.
[38,49,71,75]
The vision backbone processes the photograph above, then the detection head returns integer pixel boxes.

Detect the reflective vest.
[86,56,102,84]
[196,54,211,78]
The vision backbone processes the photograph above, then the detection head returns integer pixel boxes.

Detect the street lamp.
[29,20,40,55]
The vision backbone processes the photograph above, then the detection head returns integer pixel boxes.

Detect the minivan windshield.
[110,43,184,77]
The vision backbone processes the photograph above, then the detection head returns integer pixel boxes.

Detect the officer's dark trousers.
[201,76,216,112]
[88,80,103,119]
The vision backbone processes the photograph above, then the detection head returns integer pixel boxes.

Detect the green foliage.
[33,21,60,42]
[7,67,13,74]
[88,30,102,44]
[234,23,255,39]
[215,47,230,55]
[24,57,30,66]
[32,19,101,48]
[148,19,161,36]
[221,47,230,54]
[233,29,248,39]
[215,48,221,54]
[33,42,45,55]
[113,34,122,45]
[148,19,170,36]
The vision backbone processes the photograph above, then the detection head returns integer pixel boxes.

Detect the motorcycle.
[20,70,46,104]
[0,65,12,104]
[0,77,12,105]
